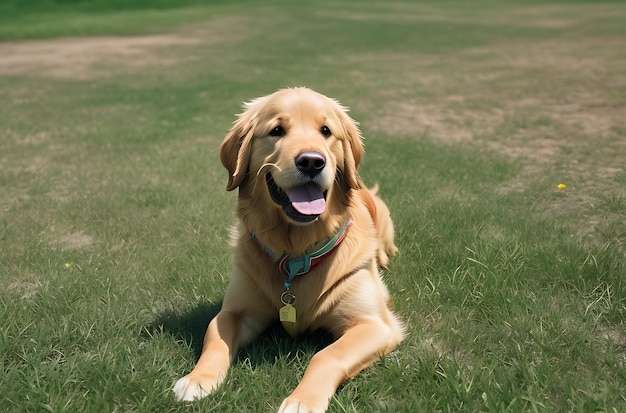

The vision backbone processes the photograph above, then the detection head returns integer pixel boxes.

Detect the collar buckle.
[280,254,311,279]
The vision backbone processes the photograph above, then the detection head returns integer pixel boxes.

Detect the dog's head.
[220,87,364,225]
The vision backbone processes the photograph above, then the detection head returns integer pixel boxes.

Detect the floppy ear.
[220,106,258,191]
[335,103,365,190]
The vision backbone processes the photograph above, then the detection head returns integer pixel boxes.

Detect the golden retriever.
[173,87,404,412]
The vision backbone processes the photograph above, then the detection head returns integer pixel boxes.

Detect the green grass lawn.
[1,0,625,411]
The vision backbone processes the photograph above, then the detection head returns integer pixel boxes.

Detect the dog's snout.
[295,151,326,177]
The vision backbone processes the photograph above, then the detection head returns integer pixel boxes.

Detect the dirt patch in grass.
[0,35,198,80]
[0,16,252,80]
[368,36,625,157]
[369,99,504,144]
[357,23,626,244]
[55,231,95,250]
[366,34,626,143]
[6,279,45,300]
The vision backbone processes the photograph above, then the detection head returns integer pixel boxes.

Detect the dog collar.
[252,219,353,289]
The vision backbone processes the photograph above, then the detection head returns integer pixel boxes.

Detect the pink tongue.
[287,184,326,215]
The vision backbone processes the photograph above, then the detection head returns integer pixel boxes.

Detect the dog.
[173,87,404,412]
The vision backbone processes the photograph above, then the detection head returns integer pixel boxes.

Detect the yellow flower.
[557,183,566,189]
[65,262,73,269]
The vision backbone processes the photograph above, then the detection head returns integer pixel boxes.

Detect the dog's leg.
[173,310,266,401]
[278,316,404,413]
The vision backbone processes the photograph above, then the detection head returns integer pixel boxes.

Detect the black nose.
[295,151,326,177]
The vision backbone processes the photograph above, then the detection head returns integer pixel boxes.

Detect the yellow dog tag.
[280,304,297,337]
[280,304,296,323]
[280,289,298,337]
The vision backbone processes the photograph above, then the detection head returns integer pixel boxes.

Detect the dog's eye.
[269,126,285,137]
[320,125,332,137]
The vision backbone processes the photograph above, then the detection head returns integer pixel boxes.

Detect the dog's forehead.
[276,88,331,110]
[269,89,338,123]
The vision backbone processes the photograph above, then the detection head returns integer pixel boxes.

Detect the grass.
[1,0,625,412]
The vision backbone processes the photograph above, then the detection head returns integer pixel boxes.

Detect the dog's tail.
[362,184,398,268]
[368,183,380,196]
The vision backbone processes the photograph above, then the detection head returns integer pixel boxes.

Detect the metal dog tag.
[279,304,297,323]
[280,290,297,336]
[280,304,297,337]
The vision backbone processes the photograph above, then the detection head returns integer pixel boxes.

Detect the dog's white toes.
[172,376,209,402]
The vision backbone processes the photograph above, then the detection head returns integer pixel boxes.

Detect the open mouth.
[266,173,327,223]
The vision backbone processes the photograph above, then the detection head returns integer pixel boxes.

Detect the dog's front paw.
[278,397,326,413]
[172,374,223,402]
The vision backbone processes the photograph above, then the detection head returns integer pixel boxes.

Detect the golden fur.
[173,87,404,413]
